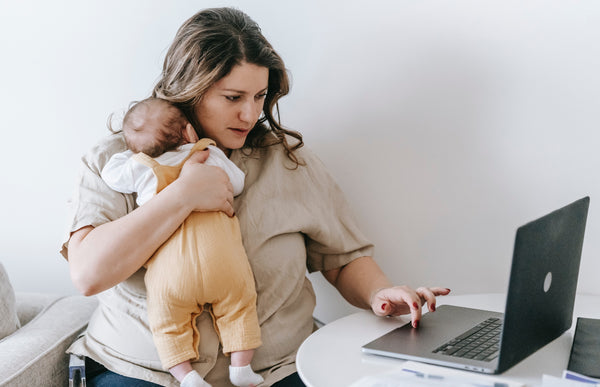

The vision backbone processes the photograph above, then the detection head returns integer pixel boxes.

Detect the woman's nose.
[239,100,260,123]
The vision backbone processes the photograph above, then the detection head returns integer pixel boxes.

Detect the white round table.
[296,293,600,387]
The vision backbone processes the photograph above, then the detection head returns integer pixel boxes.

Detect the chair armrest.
[0,295,98,387]
[15,292,64,326]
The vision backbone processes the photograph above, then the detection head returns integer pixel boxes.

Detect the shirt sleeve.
[206,145,245,196]
[295,148,375,273]
[60,133,135,259]
[100,150,136,193]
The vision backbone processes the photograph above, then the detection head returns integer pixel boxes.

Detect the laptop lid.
[497,196,589,373]
[362,196,590,374]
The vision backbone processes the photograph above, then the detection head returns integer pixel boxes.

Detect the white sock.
[180,370,212,387]
[229,365,264,387]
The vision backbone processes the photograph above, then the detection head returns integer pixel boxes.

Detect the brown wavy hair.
[152,7,303,166]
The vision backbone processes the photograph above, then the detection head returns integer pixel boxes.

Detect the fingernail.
[413,302,419,309]
[446,288,451,292]
[381,303,387,311]
[431,303,436,312]
[413,320,420,328]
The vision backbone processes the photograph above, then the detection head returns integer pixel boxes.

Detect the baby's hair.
[107,100,139,134]
[114,97,189,157]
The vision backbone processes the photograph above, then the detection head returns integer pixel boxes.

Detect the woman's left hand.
[370,286,451,328]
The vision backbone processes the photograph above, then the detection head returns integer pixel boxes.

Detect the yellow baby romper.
[135,139,262,370]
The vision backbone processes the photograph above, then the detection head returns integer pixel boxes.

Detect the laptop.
[362,196,590,374]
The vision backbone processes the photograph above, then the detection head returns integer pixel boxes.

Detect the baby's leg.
[213,290,263,386]
[170,361,211,387]
[145,272,202,369]
[229,349,263,387]
[230,348,255,367]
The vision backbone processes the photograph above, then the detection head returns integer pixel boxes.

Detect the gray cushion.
[0,263,20,339]
[0,294,98,386]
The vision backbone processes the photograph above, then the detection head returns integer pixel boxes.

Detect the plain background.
[1,0,599,324]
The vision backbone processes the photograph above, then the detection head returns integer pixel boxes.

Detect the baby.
[101,98,263,387]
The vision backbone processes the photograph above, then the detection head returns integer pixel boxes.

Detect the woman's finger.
[371,286,423,328]
[185,149,210,165]
[416,287,437,312]
[373,286,451,328]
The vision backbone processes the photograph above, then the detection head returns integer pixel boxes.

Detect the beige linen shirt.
[61,133,374,386]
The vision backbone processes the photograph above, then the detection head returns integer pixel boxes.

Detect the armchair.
[0,263,97,387]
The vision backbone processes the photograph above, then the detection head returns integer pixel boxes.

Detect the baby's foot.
[180,370,212,387]
[229,365,264,387]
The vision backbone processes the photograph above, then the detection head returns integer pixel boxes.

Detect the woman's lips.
[229,127,250,135]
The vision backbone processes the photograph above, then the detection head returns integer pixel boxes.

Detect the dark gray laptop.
[362,197,590,374]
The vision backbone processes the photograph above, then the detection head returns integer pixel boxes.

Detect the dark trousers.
[85,358,305,386]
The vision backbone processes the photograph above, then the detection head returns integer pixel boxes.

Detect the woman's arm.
[68,151,234,295]
[322,256,450,328]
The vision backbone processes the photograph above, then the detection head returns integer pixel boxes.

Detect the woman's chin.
[222,137,248,151]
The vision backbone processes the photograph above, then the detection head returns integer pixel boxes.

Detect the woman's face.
[194,62,269,153]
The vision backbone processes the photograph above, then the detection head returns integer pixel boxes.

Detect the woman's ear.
[183,123,199,143]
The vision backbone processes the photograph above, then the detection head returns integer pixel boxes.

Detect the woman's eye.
[255,93,267,100]
[225,95,240,101]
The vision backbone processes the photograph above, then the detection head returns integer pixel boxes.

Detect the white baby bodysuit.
[101,143,244,206]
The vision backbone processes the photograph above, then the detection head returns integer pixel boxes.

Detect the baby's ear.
[183,123,199,143]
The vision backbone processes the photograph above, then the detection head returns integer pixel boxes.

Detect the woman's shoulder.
[239,134,332,183]
[254,133,319,165]
[239,134,348,204]
[82,132,128,174]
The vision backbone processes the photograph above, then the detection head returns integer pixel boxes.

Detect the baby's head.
[121,98,195,157]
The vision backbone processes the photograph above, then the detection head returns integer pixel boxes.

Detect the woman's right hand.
[176,150,235,216]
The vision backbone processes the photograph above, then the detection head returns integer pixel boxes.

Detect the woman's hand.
[323,257,451,330]
[175,150,235,216]
[370,286,451,328]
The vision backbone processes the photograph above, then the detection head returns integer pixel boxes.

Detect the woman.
[63,7,449,387]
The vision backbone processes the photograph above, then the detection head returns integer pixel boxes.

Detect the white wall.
[1,1,599,323]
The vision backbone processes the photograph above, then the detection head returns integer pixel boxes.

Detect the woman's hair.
[152,7,304,166]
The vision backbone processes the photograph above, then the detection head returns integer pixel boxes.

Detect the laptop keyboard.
[432,317,502,362]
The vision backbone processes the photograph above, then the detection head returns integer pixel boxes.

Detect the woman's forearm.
[322,256,392,309]
[323,256,450,326]
[68,181,193,296]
